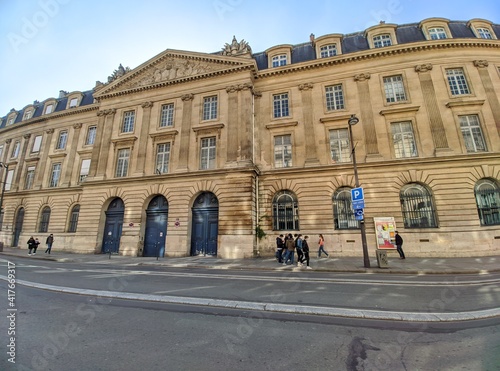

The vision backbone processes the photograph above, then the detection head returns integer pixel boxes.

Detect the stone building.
[0,18,499,258]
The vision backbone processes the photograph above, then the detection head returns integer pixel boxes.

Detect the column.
[61,123,82,186]
[239,83,254,165]
[299,83,319,166]
[473,60,500,136]
[415,63,451,154]
[176,94,194,172]
[135,101,154,175]
[96,109,116,179]
[225,85,239,166]
[88,110,107,179]
[34,129,54,189]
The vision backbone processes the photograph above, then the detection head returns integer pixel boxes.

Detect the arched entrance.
[101,198,124,254]
[13,207,24,247]
[191,192,218,256]
[143,195,168,257]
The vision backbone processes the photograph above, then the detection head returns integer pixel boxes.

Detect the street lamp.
[0,162,9,232]
[348,115,371,268]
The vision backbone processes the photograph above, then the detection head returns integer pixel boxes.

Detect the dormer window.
[272,54,287,67]
[320,44,337,58]
[315,34,343,59]
[69,98,78,108]
[468,19,497,40]
[7,118,14,125]
[477,28,493,39]
[45,104,54,114]
[428,27,447,40]
[420,18,452,41]
[373,34,392,48]
[23,110,32,120]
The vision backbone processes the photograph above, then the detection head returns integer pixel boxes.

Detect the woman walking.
[318,234,329,257]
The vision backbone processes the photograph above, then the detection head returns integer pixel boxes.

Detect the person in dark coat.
[27,236,37,255]
[301,235,312,269]
[395,231,405,259]
[45,234,54,254]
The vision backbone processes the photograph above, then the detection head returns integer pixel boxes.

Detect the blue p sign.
[351,187,364,201]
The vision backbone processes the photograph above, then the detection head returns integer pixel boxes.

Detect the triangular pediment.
[94,49,257,99]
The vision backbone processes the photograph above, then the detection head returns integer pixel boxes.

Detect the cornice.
[256,39,500,79]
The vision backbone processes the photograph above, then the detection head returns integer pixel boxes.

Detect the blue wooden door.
[143,196,168,257]
[102,198,124,254]
[191,192,218,256]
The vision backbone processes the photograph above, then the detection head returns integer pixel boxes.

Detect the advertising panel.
[374,217,397,249]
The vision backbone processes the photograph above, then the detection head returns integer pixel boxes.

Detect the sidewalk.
[1,246,499,274]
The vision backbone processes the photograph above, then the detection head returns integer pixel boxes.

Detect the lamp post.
[0,162,9,231]
[348,115,371,268]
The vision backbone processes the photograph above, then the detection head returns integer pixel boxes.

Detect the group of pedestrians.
[276,233,330,269]
[27,234,54,255]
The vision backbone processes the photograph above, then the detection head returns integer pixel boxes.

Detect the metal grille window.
[477,28,493,39]
[68,204,80,233]
[373,34,392,48]
[446,68,470,95]
[160,103,174,127]
[49,163,61,187]
[85,126,97,145]
[475,179,500,226]
[459,115,486,152]
[24,166,36,190]
[115,148,130,177]
[56,131,68,150]
[272,54,287,67]
[400,184,438,228]
[39,206,51,233]
[383,75,407,103]
[391,122,418,158]
[273,93,289,118]
[156,143,171,173]
[272,190,299,230]
[274,135,292,168]
[333,188,359,230]
[325,84,344,110]
[428,27,447,39]
[329,129,350,163]
[320,44,337,58]
[203,96,218,121]
[200,137,216,170]
[122,111,135,133]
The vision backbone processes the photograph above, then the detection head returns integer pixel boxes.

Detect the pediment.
[94,49,257,99]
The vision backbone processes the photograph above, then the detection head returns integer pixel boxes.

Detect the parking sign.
[351,187,364,201]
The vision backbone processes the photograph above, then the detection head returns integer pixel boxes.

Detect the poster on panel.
[374,217,397,249]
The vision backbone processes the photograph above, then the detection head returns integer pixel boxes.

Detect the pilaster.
[33,129,54,189]
[473,60,500,136]
[176,94,194,172]
[61,123,82,186]
[135,101,154,175]
[299,83,319,166]
[95,109,116,180]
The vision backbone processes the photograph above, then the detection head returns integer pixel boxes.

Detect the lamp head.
[348,114,359,126]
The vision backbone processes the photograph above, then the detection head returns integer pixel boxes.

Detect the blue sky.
[0,0,499,116]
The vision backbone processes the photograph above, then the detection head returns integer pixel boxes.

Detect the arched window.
[333,187,359,230]
[400,184,437,228]
[39,206,51,233]
[272,190,299,231]
[68,204,80,233]
[475,179,500,226]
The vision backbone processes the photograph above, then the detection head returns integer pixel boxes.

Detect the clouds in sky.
[1,0,499,115]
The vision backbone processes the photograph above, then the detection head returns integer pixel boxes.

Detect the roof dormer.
[42,98,57,115]
[6,109,18,126]
[265,44,293,68]
[365,22,398,49]
[419,18,452,40]
[467,18,497,39]
[66,91,84,109]
[314,34,343,58]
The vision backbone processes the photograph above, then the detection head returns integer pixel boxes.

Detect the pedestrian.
[34,238,40,254]
[275,234,285,263]
[395,231,405,259]
[318,234,329,257]
[295,234,304,266]
[45,233,54,254]
[27,236,37,255]
[282,233,295,265]
[302,235,312,269]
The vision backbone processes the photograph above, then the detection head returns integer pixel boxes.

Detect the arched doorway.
[102,198,124,254]
[13,207,24,247]
[143,195,168,257]
[191,192,218,256]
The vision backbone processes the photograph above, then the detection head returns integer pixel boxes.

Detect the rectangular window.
[11,141,20,158]
[428,27,447,39]
[5,170,14,191]
[329,129,350,163]
[45,104,53,114]
[200,137,216,170]
[272,54,287,67]
[122,111,135,133]
[383,75,407,103]
[391,122,418,158]
[160,103,174,127]
[69,98,78,108]
[373,34,392,48]
[32,135,42,153]
[24,166,36,190]
[156,143,171,174]
[79,159,91,182]
[8,118,14,125]
[56,131,68,150]
[85,126,97,145]
[23,111,32,120]
[203,96,218,121]
[273,93,289,118]
[49,163,61,187]
[477,28,493,39]
[320,44,337,58]
[0,145,4,161]
[459,115,487,152]
[115,148,130,177]
[325,84,345,111]
[446,68,470,95]
[274,135,292,168]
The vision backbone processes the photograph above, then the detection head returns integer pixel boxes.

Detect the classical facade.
[1,18,499,258]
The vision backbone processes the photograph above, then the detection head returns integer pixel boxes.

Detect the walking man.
[45,234,54,254]
[395,231,405,259]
